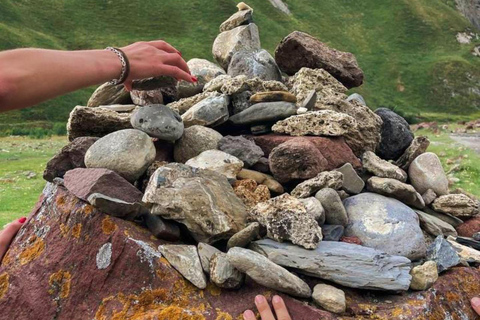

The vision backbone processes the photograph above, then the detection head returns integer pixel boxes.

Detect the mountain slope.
[0,0,479,131]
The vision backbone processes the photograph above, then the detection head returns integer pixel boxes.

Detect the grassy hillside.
[0,0,479,131]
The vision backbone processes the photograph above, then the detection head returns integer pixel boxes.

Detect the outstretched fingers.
[160,52,191,76]
[149,40,181,55]
[155,64,195,83]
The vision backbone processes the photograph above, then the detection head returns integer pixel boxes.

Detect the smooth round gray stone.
[85,129,156,182]
[229,101,297,126]
[344,192,427,260]
[130,104,184,141]
[315,188,348,226]
[173,125,223,163]
[409,152,449,196]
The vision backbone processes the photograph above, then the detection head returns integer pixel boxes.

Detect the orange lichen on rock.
[71,223,82,239]
[1,251,12,266]
[0,273,9,300]
[48,270,72,299]
[19,236,45,265]
[206,282,222,297]
[94,288,208,320]
[59,224,69,237]
[83,204,94,216]
[102,217,117,235]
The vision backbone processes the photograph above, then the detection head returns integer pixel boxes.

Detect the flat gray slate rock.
[158,244,207,289]
[226,247,311,298]
[229,101,297,125]
[250,239,412,291]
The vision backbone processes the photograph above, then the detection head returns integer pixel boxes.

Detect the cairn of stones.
[42,2,480,314]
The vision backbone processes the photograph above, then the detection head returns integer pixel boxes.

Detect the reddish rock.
[0,183,333,320]
[269,138,328,183]
[275,31,364,88]
[1,184,480,319]
[64,168,143,203]
[43,137,99,182]
[456,216,480,237]
[340,236,362,245]
[250,134,361,170]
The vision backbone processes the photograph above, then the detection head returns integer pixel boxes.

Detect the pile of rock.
[3,3,480,319]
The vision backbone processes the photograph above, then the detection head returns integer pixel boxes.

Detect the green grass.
[0,136,67,226]
[417,126,480,197]
[0,0,479,130]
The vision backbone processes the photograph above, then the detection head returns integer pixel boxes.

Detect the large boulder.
[344,193,427,260]
[143,163,248,243]
[275,31,364,88]
[228,49,282,81]
[212,24,261,70]
[375,108,414,160]
[2,183,480,319]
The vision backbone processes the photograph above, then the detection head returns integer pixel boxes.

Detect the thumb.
[472,297,480,316]
[124,81,133,92]
[0,217,26,262]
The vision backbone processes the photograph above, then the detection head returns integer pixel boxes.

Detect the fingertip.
[243,310,255,320]
[18,217,26,224]
[272,295,283,305]
[124,82,133,92]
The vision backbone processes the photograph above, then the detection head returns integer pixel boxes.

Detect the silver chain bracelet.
[105,47,130,85]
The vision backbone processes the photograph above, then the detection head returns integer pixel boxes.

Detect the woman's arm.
[0,40,195,112]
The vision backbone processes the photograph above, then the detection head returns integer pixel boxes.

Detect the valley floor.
[1,126,480,227]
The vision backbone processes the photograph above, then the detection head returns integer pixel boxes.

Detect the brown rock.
[275,31,364,88]
[1,184,480,319]
[456,216,480,237]
[233,179,270,208]
[394,136,430,171]
[250,134,361,170]
[66,106,133,141]
[237,169,284,194]
[63,168,143,203]
[432,194,480,218]
[0,184,334,319]
[269,138,329,183]
[43,137,98,182]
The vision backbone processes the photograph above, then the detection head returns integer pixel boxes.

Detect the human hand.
[472,297,480,315]
[120,40,196,91]
[0,217,26,264]
[244,295,292,320]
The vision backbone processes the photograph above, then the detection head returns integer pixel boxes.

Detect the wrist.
[92,49,123,84]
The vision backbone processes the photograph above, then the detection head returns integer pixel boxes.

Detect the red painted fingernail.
[18,217,26,223]
[273,295,282,304]
[191,76,198,82]
[255,295,265,304]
